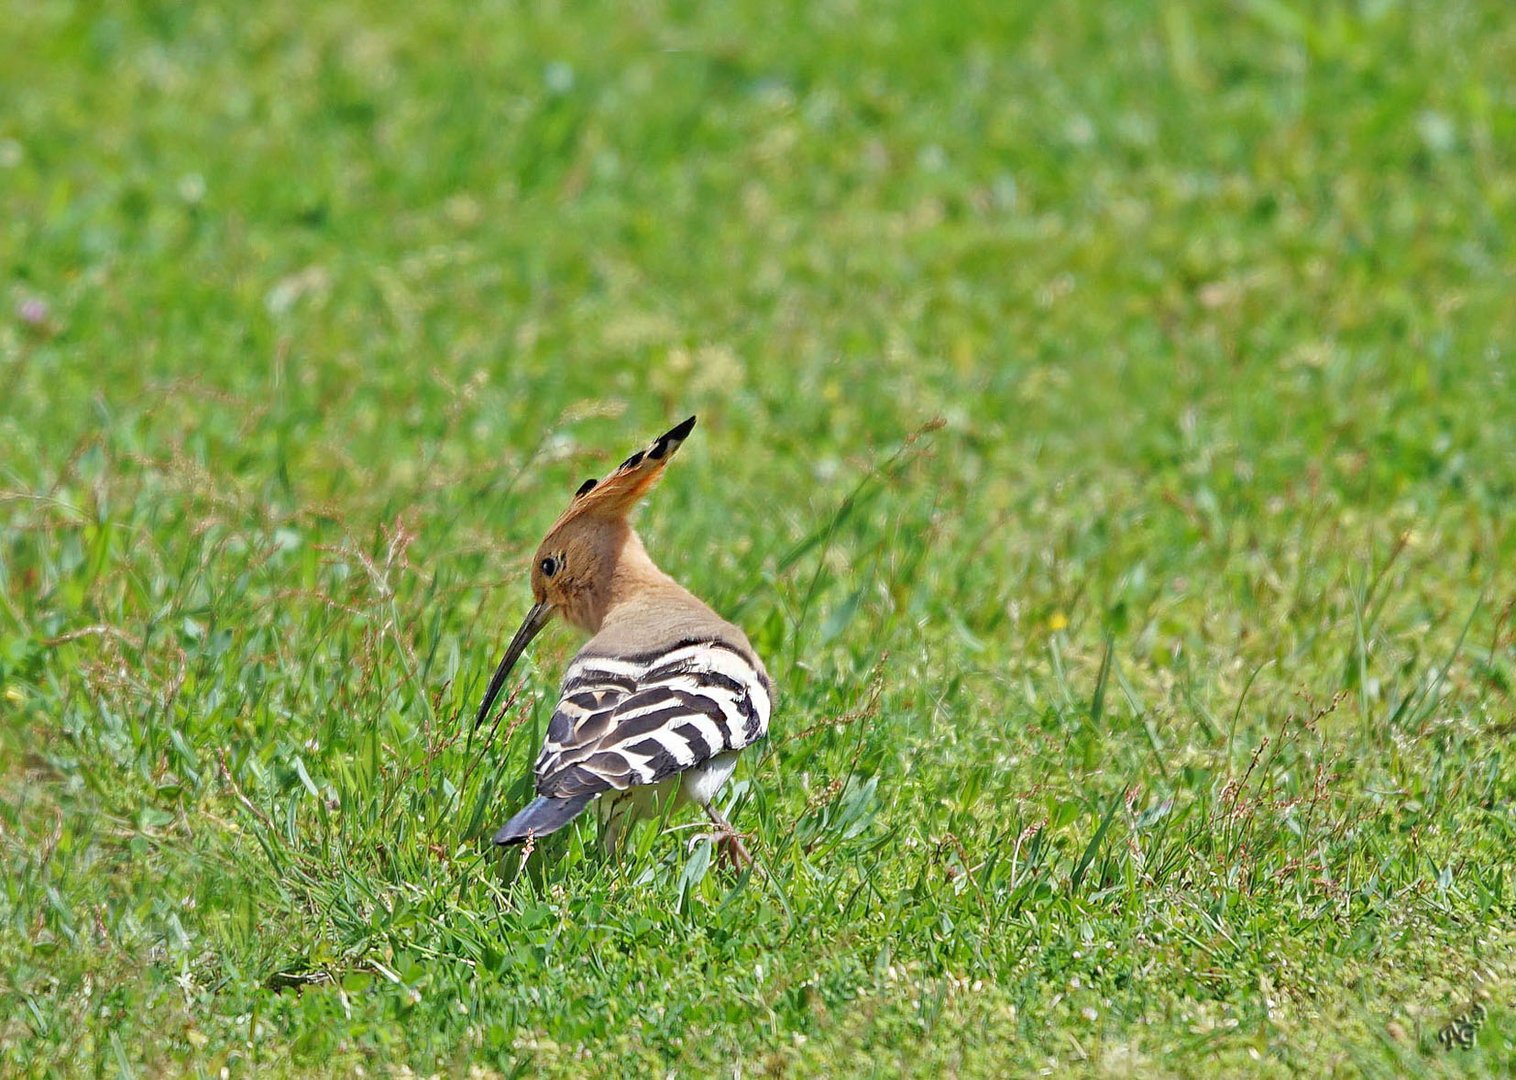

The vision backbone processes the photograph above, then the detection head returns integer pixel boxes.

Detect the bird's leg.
[599,793,631,862]
[701,802,754,871]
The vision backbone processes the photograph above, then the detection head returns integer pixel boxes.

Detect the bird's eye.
[539,556,560,577]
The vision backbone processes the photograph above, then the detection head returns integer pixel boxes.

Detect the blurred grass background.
[2,0,1514,1075]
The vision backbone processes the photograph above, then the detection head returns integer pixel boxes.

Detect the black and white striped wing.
[534,640,772,799]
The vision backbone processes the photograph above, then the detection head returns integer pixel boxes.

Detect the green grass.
[3,0,1515,1074]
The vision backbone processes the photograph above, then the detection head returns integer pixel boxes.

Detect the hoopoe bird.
[472,416,772,866]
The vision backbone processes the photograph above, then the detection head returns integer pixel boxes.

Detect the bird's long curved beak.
[472,601,553,730]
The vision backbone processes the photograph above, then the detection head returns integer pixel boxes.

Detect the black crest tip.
[649,416,697,460]
[574,477,598,498]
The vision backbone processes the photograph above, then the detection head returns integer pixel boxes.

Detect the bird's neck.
[606,528,687,613]
[568,527,686,634]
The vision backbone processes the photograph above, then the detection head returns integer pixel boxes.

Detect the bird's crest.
[548,415,696,530]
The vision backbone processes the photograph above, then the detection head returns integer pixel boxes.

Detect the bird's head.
[471,415,697,729]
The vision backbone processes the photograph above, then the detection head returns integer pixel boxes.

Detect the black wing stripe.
[621,739,681,781]
[583,753,633,784]
[571,709,616,744]
[609,703,696,741]
[545,710,574,745]
[540,764,601,798]
[600,685,679,721]
[672,720,718,758]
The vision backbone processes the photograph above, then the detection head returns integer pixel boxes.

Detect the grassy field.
[3,0,1515,1075]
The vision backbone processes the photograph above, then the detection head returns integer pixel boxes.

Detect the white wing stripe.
[564,655,645,679]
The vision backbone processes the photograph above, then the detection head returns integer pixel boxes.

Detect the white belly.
[679,750,739,805]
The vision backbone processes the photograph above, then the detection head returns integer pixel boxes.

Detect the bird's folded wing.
[534,639,772,799]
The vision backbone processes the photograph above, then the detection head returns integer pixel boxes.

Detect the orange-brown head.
[472,416,696,729]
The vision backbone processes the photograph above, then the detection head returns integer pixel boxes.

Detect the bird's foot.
[717,828,754,871]
[687,824,754,871]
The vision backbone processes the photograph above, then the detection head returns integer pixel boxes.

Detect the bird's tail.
[493,793,596,846]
